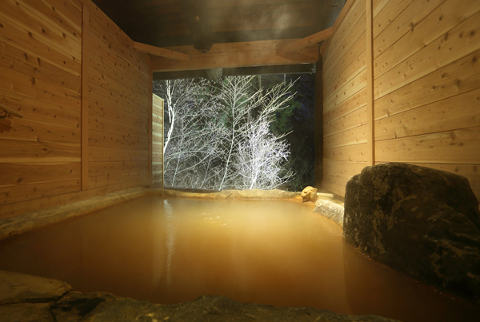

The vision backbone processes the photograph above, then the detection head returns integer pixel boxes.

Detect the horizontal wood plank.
[323,143,368,162]
[323,31,366,90]
[375,127,480,163]
[89,114,148,140]
[89,129,148,150]
[374,3,480,98]
[324,124,368,148]
[0,178,80,205]
[374,49,480,120]
[0,162,80,187]
[324,104,368,137]
[0,89,80,128]
[323,158,367,178]
[324,68,367,113]
[0,117,80,143]
[0,11,81,75]
[323,0,365,70]
[88,171,148,190]
[89,146,148,162]
[0,39,81,94]
[375,87,480,141]
[324,49,366,97]
[0,138,80,163]
[373,0,443,57]
[89,161,148,177]
[1,0,81,58]
[0,65,81,111]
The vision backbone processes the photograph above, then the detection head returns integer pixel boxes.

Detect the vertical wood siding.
[0,0,151,219]
[152,94,164,188]
[322,0,480,201]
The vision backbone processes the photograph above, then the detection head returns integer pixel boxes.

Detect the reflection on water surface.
[0,196,478,322]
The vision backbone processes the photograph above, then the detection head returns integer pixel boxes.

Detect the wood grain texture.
[152,94,164,188]
[375,128,480,164]
[366,0,375,166]
[87,3,150,190]
[81,3,89,190]
[324,105,367,137]
[375,49,480,121]
[277,28,333,55]
[151,39,318,72]
[322,0,480,199]
[134,41,190,61]
[321,0,368,196]
[148,68,153,187]
[0,0,151,218]
[375,88,480,141]
[374,0,480,91]
[371,0,480,201]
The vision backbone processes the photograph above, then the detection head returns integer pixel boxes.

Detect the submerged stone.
[50,292,398,322]
[0,270,399,322]
[0,270,71,305]
[0,303,53,322]
[344,163,480,301]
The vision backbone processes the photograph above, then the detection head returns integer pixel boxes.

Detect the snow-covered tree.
[153,75,297,191]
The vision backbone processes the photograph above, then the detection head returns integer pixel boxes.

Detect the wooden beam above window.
[134,42,190,61]
[150,39,318,72]
[277,28,333,56]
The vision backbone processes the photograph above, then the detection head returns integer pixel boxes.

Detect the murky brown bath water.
[0,196,478,321]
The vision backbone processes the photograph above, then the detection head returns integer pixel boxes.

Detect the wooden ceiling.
[91,0,345,77]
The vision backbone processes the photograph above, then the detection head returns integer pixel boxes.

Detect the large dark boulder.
[344,163,480,301]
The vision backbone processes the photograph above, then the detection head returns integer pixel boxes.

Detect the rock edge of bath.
[0,270,399,322]
[0,187,341,241]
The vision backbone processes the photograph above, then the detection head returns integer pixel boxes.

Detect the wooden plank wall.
[373,0,480,200]
[86,1,150,191]
[0,0,151,219]
[321,0,480,201]
[321,0,368,196]
[152,94,164,188]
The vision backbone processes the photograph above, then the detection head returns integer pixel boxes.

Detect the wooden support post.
[160,98,164,189]
[366,0,375,166]
[148,59,153,187]
[81,4,89,190]
[314,58,324,189]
